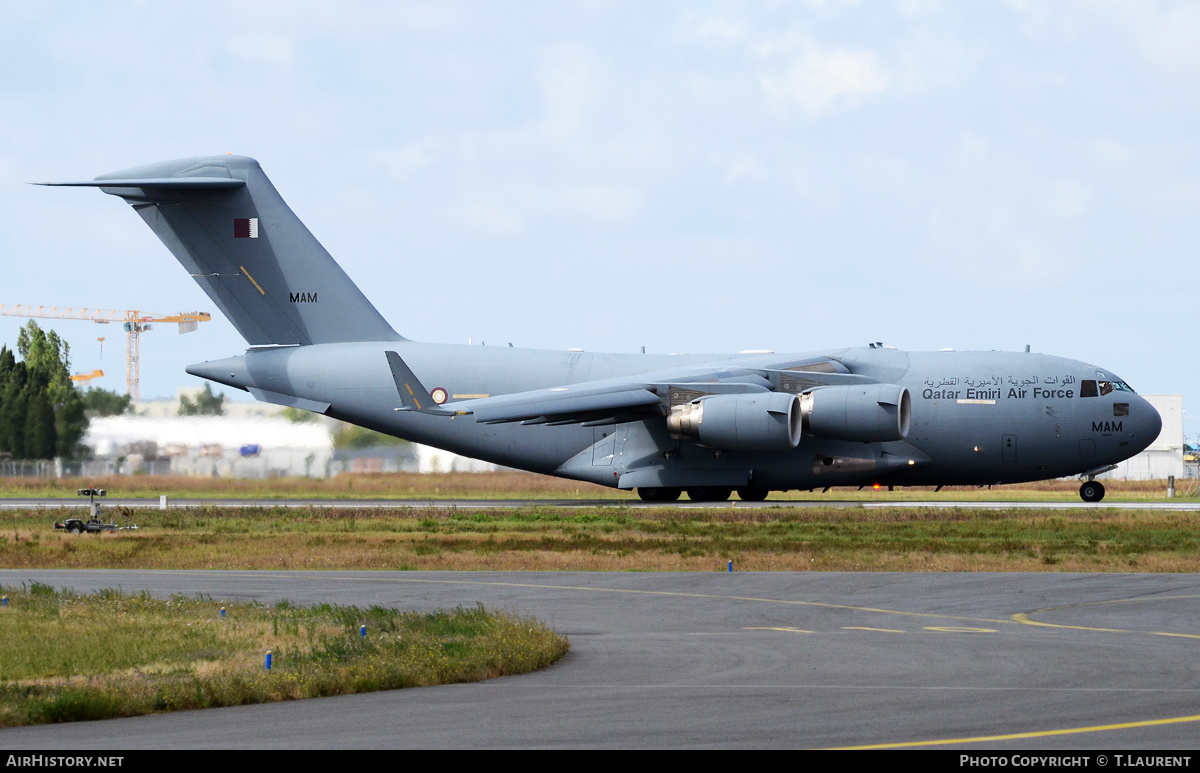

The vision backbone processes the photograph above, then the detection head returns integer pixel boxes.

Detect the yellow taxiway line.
[829,712,1200,749]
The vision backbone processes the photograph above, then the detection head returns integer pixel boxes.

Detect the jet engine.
[667,392,802,451]
[799,384,910,442]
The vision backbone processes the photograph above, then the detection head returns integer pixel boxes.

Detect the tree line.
[0,321,238,459]
[0,321,88,459]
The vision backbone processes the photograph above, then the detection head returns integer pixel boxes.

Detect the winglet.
[385,351,454,415]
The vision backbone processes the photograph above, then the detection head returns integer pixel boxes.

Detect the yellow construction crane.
[0,306,211,399]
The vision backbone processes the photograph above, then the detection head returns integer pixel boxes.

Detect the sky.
[1,1,1197,437]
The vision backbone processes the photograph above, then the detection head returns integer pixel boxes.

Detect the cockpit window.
[1080,380,1098,398]
[1098,380,1135,396]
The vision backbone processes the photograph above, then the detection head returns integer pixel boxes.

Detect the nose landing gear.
[1079,480,1105,503]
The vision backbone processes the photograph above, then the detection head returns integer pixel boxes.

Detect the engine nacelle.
[667,392,802,451]
[800,384,910,442]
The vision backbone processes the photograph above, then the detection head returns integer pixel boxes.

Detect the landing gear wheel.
[686,487,732,502]
[1079,481,1105,503]
[736,487,769,502]
[638,487,682,502]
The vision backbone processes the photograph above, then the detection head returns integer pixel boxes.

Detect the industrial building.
[76,389,495,478]
[1104,395,1184,481]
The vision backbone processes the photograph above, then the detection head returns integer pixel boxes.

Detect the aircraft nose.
[1133,396,1162,453]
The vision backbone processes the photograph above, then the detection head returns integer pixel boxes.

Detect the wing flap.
[759,369,878,391]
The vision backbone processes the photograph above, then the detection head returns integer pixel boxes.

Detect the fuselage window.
[1080,380,1098,398]
[1114,403,1129,417]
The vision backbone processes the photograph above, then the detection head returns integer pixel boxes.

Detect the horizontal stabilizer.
[34,178,246,191]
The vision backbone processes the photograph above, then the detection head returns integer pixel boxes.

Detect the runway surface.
[2,496,1198,511]
[1,569,1199,749]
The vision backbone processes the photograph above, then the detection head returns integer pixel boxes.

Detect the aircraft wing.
[388,351,665,423]
[451,382,664,425]
[386,350,880,427]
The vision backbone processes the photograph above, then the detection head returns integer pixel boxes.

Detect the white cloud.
[1025,1,1200,78]
[373,145,431,177]
[1041,179,1094,220]
[695,17,748,41]
[456,202,525,237]
[548,184,645,226]
[225,33,295,66]
[540,49,593,141]
[1127,2,1200,74]
[1145,181,1200,212]
[454,183,644,236]
[726,157,765,182]
[1083,137,1140,167]
[759,41,889,116]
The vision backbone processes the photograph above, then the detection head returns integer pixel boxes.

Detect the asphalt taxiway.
[1,569,1199,749]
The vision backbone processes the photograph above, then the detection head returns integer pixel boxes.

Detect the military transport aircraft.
[42,156,1161,503]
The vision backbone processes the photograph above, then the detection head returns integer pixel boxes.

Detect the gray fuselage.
[189,342,1161,492]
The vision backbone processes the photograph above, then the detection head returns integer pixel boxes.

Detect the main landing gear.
[637,487,682,502]
[1079,480,1105,503]
[637,487,769,502]
[685,487,732,502]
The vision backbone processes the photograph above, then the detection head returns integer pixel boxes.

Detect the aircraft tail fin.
[39,156,401,346]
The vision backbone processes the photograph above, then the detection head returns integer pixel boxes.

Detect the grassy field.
[0,471,1193,502]
[3,503,1199,572]
[0,583,568,726]
[15,475,1189,727]
[2,481,1192,724]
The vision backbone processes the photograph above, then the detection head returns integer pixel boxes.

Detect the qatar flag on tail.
[234,217,259,238]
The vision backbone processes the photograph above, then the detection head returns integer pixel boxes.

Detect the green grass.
[0,472,1191,502]
[0,584,569,726]
[3,504,1199,572]
[0,472,630,501]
